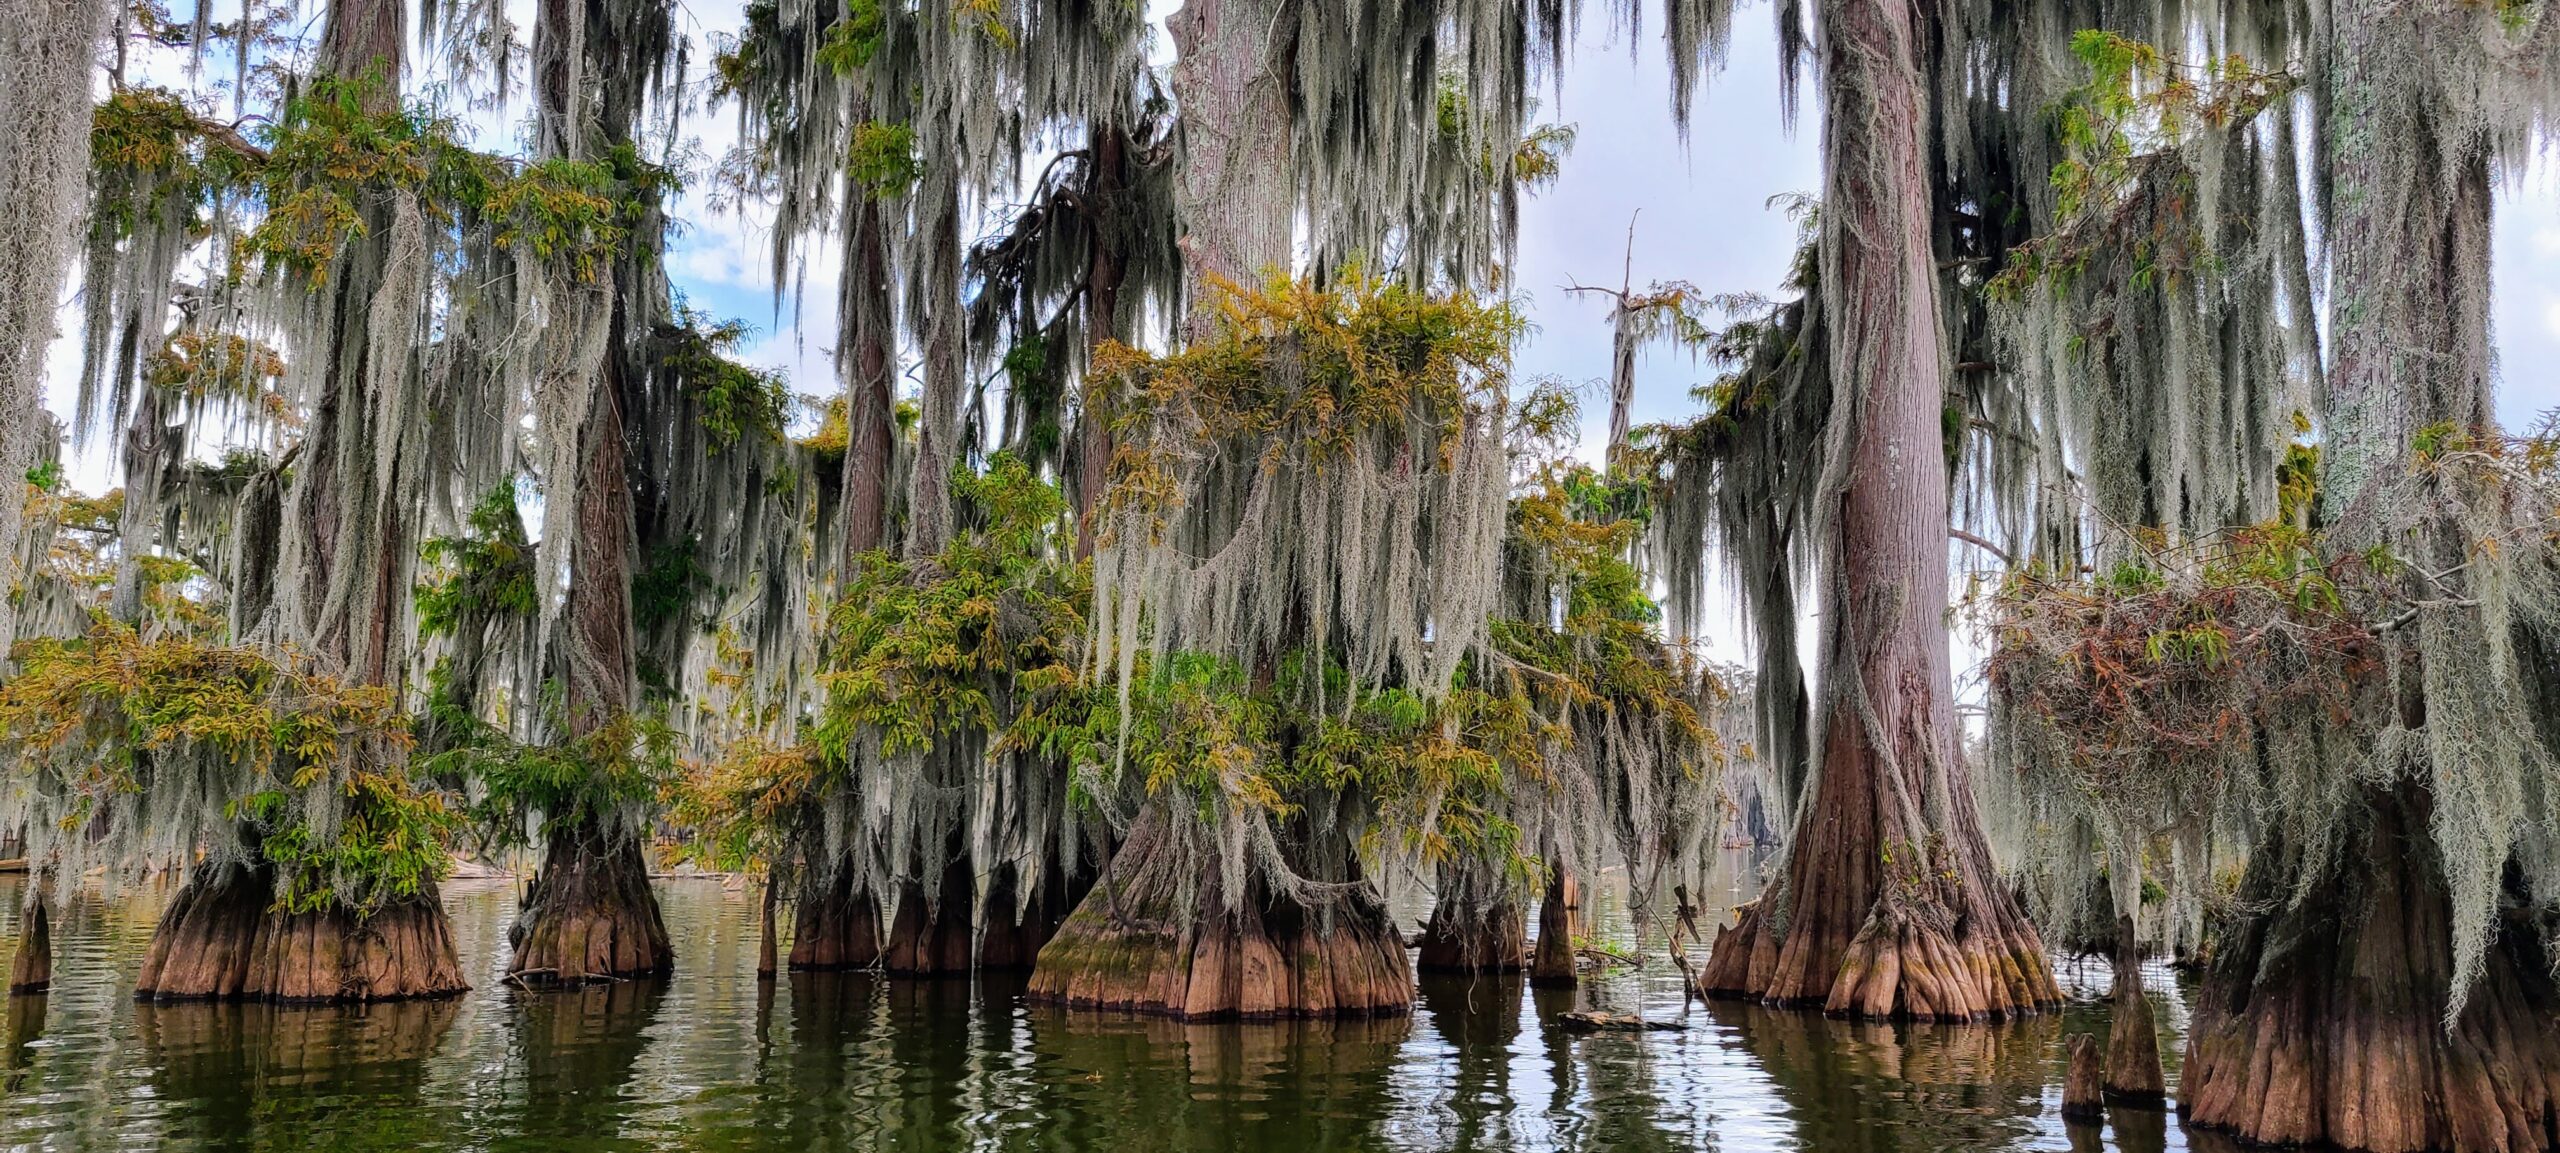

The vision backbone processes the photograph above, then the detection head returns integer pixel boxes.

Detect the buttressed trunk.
[135,0,466,1003]
[1027,807,1410,1019]
[1415,860,1526,975]
[1698,0,2057,1021]
[2181,4,2560,1148]
[135,862,464,1001]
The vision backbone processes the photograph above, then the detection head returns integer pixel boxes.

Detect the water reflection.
[0,874,2259,1151]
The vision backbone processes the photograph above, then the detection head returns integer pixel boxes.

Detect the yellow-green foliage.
[674,737,822,873]
[818,453,1086,761]
[0,627,452,915]
[243,78,493,279]
[1094,273,1518,544]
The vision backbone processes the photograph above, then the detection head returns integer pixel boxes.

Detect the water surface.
[1,873,2241,1151]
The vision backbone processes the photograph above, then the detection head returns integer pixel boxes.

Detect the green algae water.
[1,872,2242,1152]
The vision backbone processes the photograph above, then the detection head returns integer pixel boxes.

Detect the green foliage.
[631,539,705,635]
[0,627,452,916]
[416,486,537,640]
[816,0,886,74]
[818,454,1086,763]
[422,702,679,851]
[847,121,920,200]
[243,77,493,279]
[661,309,791,450]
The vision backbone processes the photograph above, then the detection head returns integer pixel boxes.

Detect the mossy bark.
[2181,784,2560,1152]
[2105,914,2165,1107]
[135,862,465,1002]
[7,901,47,994]
[1529,870,1578,989]
[1415,860,1526,974]
[1027,806,1411,1019]
[507,825,671,984]
[978,861,1081,972]
[1415,897,1526,975]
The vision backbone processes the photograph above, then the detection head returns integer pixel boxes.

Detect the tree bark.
[2182,784,2560,1152]
[7,902,48,995]
[757,879,778,980]
[1167,0,1292,343]
[2063,1032,2105,1122]
[1415,861,1527,974]
[1696,0,2058,1022]
[2105,914,2164,1106]
[1529,870,1578,989]
[1027,808,1411,1018]
[880,857,975,975]
[837,185,898,566]
[134,862,465,1002]
[788,870,884,970]
[508,824,671,983]
[1072,128,1128,562]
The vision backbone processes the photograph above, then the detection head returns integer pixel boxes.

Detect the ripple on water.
[0,871,2223,1151]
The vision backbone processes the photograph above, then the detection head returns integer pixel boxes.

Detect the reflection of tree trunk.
[133,996,460,1146]
[135,861,464,1001]
[508,823,672,983]
[510,977,668,1136]
[1697,0,2056,1020]
[1705,998,2061,1147]
[2183,783,2560,1151]
[1029,808,1409,1018]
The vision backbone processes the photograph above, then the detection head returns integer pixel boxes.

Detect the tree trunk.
[2063,1032,2105,1122]
[134,862,465,1002]
[978,861,1079,972]
[2105,914,2164,1106]
[788,870,885,970]
[838,183,897,566]
[1696,0,2057,1022]
[1167,0,1292,343]
[1072,128,1128,562]
[904,192,964,560]
[1415,861,1526,974]
[7,901,48,995]
[1529,870,1578,989]
[880,856,975,975]
[507,824,672,983]
[2182,784,2560,1152]
[1028,808,1411,1018]
[757,879,778,980]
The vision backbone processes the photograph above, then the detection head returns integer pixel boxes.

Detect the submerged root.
[508,829,671,984]
[135,863,465,1002]
[2182,785,2560,1153]
[1027,808,1412,1019]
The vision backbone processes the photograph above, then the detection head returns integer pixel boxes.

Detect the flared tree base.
[1027,809,1412,1019]
[135,863,465,1002]
[508,830,671,984]
[1699,893,2059,1021]
[2182,786,2560,1153]
[7,903,48,994]
[788,872,885,970]
[1415,898,1526,973]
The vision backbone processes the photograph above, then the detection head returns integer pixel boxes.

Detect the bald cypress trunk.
[1698,0,2057,1020]
[506,0,674,986]
[1167,0,1292,344]
[2179,4,2560,1148]
[7,901,48,995]
[135,0,464,1002]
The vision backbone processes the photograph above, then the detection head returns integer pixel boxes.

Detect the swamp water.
[1,873,2246,1151]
